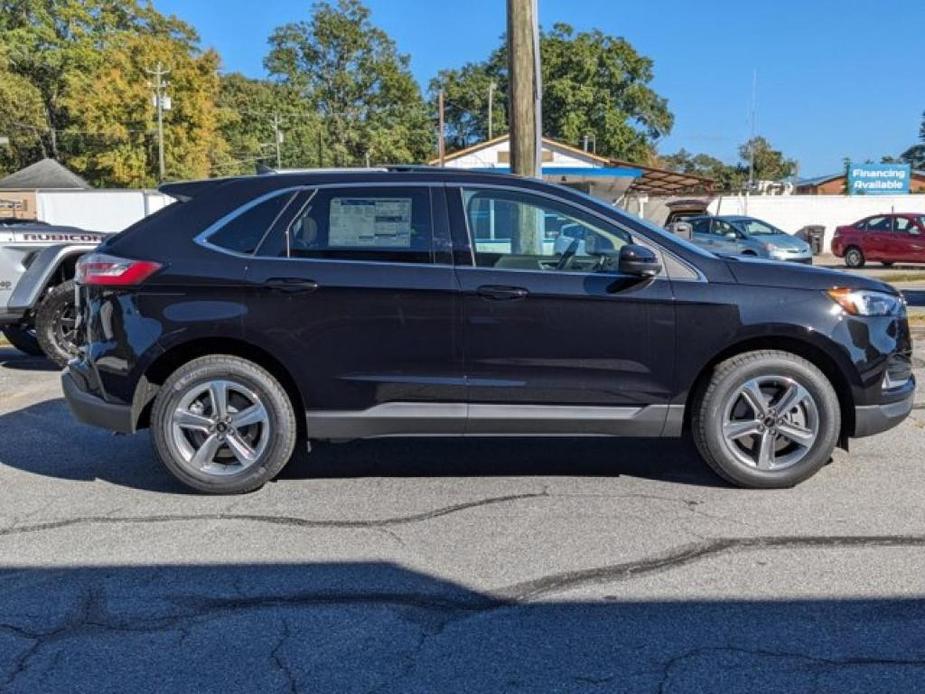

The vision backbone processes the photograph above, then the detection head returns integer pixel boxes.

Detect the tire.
[844,246,865,269]
[35,280,81,368]
[1,325,42,356]
[692,350,841,489]
[151,355,298,494]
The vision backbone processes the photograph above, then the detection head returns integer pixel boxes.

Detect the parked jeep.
[0,221,107,366]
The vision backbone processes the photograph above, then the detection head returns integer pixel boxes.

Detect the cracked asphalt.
[0,346,924,692]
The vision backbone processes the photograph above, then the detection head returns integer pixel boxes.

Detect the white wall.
[443,139,598,170]
[36,190,173,233]
[708,194,925,251]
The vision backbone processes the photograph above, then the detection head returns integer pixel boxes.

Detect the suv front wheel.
[151,355,298,494]
[692,350,840,488]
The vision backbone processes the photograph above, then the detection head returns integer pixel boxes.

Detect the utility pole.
[438,89,446,166]
[272,113,283,169]
[146,62,170,182]
[488,81,496,140]
[747,68,758,191]
[507,0,541,179]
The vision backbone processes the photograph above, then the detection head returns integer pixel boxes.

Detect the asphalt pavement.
[0,346,924,692]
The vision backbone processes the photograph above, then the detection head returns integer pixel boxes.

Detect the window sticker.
[329,198,413,248]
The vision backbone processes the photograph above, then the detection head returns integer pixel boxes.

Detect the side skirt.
[307,403,685,440]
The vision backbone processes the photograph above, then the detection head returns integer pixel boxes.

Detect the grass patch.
[879,271,925,284]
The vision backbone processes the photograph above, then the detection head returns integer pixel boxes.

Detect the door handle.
[264,277,319,294]
[477,285,529,301]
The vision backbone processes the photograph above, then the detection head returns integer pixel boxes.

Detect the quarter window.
[283,187,434,264]
[209,191,295,254]
[461,188,632,272]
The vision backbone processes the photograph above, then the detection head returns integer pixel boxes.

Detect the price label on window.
[329,198,413,248]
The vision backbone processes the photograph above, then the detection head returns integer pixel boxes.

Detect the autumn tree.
[265,0,432,166]
[0,0,228,185]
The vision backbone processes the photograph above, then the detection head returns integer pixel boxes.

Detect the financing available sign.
[848,163,911,195]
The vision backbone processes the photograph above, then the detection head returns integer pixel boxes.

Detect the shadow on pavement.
[0,398,725,493]
[0,347,59,372]
[0,561,922,692]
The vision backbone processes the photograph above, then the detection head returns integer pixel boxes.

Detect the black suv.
[62,168,915,493]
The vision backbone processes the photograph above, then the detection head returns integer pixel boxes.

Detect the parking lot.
[0,344,922,692]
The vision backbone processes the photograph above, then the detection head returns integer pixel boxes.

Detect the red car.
[832,213,925,268]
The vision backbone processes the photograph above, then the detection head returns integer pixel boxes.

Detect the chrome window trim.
[453,183,706,283]
[196,181,449,267]
[194,186,305,258]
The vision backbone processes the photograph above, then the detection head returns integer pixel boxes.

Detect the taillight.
[76,253,162,286]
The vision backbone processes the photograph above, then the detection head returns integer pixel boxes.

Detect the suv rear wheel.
[151,355,298,494]
[692,350,840,489]
[844,246,865,268]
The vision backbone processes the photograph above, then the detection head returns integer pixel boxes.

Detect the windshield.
[733,218,785,236]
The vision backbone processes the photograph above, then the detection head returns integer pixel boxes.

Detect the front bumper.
[62,370,135,434]
[769,250,813,264]
[853,382,916,438]
[0,309,26,326]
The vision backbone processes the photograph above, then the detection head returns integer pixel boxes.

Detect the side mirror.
[726,231,738,240]
[618,244,662,277]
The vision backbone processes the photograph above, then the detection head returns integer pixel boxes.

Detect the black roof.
[0,158,91,190]
[159,166,529,200]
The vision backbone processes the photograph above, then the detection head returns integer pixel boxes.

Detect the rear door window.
[281,187,435,264]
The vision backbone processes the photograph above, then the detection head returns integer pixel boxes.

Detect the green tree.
[217,74,323,175]
[899,110,925,169]
[429,23,673,161]
[660,148,746,191]
[0,46,46,175]
[429,62,506,151]
[739,136,797,181]
[0,0,228,185]
[265,0,432,166]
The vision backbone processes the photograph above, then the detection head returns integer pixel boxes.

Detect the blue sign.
[848,163,911,195]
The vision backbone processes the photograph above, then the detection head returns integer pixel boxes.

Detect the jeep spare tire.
[36,280,81,368]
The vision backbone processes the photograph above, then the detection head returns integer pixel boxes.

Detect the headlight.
[826,288,905,316]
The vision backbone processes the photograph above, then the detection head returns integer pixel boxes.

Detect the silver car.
[688,215,813,263]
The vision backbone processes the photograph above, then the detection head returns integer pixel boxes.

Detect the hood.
[725,256,896,293]
[764,233,809,251]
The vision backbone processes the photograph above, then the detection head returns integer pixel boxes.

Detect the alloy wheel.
[170,379,270,476]
[721,375,819,471]
[53,302,80,358]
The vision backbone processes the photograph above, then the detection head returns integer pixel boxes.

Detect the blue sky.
[154,0,924,177]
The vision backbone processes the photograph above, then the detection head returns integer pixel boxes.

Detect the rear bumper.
[853,385,916,438]
[62,370,135,434]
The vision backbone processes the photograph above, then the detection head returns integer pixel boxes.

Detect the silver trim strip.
[306,401,683,439]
